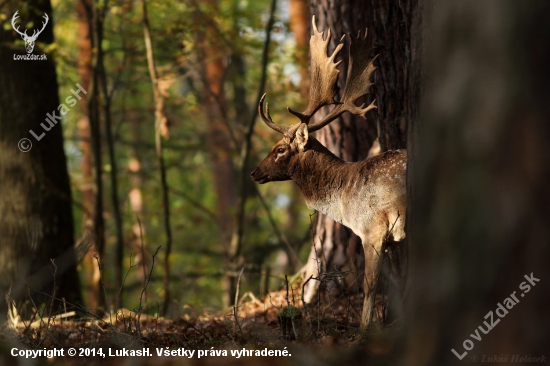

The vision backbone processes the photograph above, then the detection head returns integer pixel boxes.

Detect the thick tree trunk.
[0,1,81,318]
[403,0,549,363]
[304,0,419,308]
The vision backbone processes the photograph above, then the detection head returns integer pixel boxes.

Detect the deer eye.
[277,148,286,154]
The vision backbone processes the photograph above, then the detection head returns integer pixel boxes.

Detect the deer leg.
[360,233,385,330]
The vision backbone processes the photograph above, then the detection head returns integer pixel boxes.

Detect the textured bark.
[0,0,81,317]
[81,0,107,311]
[365,0,418,151]
[403,0,549,363]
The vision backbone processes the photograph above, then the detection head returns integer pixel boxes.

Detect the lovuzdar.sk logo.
[11,10,49,60]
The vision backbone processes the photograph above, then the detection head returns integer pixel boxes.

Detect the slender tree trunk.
[83,0,125,308]
[228,0,277,305]
[0,1,81,318]
[403,0,549,363]
[76,0,105,312]
[128,121,148,287]
[81,0,107,312]
[97,23,124,307]
[141,0,173,316]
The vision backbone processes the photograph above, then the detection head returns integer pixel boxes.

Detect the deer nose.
[250,169,257,178]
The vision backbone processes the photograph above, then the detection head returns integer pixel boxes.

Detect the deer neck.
[290,139,347,223]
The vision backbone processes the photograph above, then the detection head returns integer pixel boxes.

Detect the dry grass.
[0,282,402,365]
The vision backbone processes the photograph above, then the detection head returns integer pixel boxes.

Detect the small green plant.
[277,306,302,340]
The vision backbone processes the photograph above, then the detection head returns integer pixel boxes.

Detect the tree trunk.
[403,0,549,363]
[76,0,105,312]
[0,1,81,318]
[304,0,419,305]
[194,1,238,306]
[141,0,174,316]
[289,0,311,97]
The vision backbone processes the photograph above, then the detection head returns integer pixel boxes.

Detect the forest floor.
[0,283,403,365]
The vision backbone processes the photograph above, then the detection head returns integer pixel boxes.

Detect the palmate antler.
[259,16,377,135]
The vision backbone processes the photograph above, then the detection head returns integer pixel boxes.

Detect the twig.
[48,259,58,320]
[137,246,161,334]
[116,254,137,313]
[137,216,147,303]
[27,289,62,348]
[254,186,302,267]
[94,254,112,324]
[284,275,291,309]
[233,267,245,337]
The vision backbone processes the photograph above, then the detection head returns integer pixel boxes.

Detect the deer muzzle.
[250,168,269,184]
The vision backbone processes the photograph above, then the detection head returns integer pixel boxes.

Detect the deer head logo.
[11,11,49,54]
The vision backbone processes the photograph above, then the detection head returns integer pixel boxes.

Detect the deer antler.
[259,94,288,134]
[287,16,344,124]
[11,11,27,38]
[258,17,377,135]
[307,29,377,132]
[259,94,301,137]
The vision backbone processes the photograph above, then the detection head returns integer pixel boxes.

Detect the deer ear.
[295,123,309,151]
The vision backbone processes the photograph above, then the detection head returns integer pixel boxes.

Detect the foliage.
[50,0,311,314]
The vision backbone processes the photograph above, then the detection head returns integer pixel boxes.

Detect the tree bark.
[403,0,550,363]
[76,0,105,312]
[80,0,108,313]
[0,1,81,318]
[289,0,311,97]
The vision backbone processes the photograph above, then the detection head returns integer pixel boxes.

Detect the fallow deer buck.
[250,17,407,329]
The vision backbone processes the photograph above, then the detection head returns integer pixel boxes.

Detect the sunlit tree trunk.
[0,1,81,318]
[289,0,310,97]
[76,0,105,312]
[128,120,148,286]
[80,0,107,313]
[403,1,549,363]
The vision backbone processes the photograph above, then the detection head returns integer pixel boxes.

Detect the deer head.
[251,16,377,184]
[11,11,49,54]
